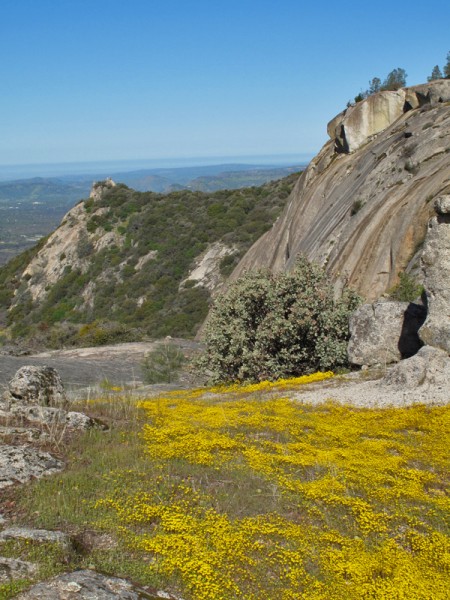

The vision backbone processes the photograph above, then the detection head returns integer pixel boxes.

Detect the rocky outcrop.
[0,445,63,490]
[0,366,104,431]
[380,196,450,390]
[0,527,73,553]
[89,178,117,202]
[418,195,450,352]
[328,89,406,153]
[347,300,426,366]
[232,80,450,301]
[181,242,236,295]
[4,366,67,409]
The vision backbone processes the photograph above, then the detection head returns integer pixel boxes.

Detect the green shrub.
[389,272,424,302]
[141,343,186,383]
[198,257,360,383]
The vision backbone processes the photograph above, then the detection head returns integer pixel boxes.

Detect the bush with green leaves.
[141,343,186,384]
[198,257,360,383]
[388,272,424,302]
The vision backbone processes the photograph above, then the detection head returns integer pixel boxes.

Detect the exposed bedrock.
[232,80,450,302]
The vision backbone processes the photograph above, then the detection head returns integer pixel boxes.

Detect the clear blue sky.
[1,0,449,167]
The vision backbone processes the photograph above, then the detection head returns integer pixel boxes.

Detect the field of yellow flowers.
[94,373,448,599]
[11,372,450,600]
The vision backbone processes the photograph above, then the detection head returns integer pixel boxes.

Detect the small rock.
[5,403,104,431]
[0,425,48,443]
[434,194,450,215]
[0,557,38,583]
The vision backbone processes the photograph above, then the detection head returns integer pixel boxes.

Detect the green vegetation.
[352,68,407,104]
[389,271,424,302]
[0,174,299,347]
[197,257,360,383]
[6,382,449,600]
[429,51,450,80]
[141,342,186,384]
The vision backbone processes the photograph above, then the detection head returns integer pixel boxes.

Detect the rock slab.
[348,301,426,366]
[0,445,63,490]
[0,557,37,583]
[13,569,157,599]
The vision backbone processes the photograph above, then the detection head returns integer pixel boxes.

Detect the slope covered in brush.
[0,174,298,347]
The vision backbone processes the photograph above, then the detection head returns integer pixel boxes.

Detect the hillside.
[0,165,303,266]
[233,80,450,300]
[0,174,298,348]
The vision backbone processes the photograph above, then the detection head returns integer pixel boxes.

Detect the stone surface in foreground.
[13,569,162,599]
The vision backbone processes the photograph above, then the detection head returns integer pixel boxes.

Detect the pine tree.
[444,52,450,79]
[428,65,443,81]
[381,68,407,91]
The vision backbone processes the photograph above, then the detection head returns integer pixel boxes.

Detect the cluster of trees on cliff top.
[352,51,450,104]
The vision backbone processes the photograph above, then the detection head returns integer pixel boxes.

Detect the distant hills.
[0,173,300,348]
[0,163,305,266]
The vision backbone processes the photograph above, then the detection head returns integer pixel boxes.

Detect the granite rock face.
[232,80,450,302]
[348,301,426,366]
[329,89,406,153]
[418,195,450,353]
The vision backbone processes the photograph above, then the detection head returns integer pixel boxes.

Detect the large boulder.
[419,195,450,353]
[348,300,426,366]
[3,366,67,409]
[328,89,406,153]
[383,345,450,389]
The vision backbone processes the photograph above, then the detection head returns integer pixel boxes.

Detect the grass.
[3,375,449,599]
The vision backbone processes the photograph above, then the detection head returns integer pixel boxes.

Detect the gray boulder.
[419,195,450,353]
[3,403,102,430]
[3,366,67,409]
[383,345,450,389]
[348,300,426,366]
[13,569,158,599]
[0,445,63,490]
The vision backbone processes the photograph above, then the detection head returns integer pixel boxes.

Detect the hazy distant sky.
[1,0,449,166]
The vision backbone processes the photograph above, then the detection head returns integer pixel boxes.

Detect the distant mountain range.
[0,163,305,266]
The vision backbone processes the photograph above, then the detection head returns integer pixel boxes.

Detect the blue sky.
[1,0,449,167]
